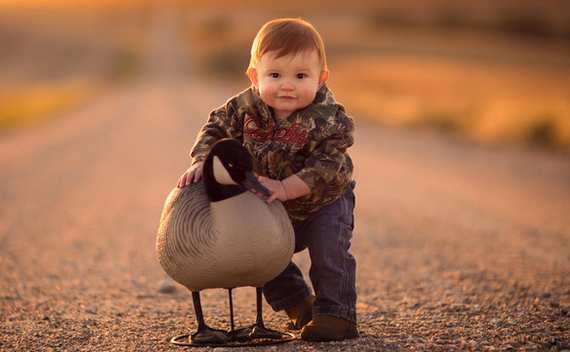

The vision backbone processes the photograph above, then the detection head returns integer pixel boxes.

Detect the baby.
[177,17,357,341]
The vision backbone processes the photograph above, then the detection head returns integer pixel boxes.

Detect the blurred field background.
[1,0,570,149]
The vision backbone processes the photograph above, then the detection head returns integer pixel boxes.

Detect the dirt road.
[1,8,569,352]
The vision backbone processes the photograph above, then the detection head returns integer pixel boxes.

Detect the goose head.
[202,138,270,202]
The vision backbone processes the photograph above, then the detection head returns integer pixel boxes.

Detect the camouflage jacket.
[190,85,354,223]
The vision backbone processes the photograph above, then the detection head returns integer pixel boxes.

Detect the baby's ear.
[319,70,329,87]
[247,68,259,88]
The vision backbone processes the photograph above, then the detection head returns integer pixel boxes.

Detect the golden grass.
[329,55,570,148]
[0,5,147,132]
[0,81,99,130]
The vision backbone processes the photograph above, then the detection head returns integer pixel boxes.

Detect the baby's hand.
[177,162,204,188]
[256,176,288,203]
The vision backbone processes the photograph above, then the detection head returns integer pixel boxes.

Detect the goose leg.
[226,288,253,342]
[228,288,235,333]
[190,291,229,345]
[249,287,285,339]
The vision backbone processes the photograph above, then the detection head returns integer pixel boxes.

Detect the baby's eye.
[270,73,280,78]
[297,73,307,79]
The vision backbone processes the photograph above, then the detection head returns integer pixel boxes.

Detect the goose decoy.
[156,138,295,345]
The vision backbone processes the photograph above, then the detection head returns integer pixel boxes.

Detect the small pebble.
[85,305,97,314]
[158,278,177,294]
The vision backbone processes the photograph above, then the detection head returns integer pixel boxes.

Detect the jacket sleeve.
[295,109,354,193]
[189,101,243,164]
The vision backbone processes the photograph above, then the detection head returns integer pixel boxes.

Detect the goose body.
[156,181,294,291]
[155,139,295,345]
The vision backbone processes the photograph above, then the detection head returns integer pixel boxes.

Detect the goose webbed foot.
[249,324,287,339]
[227,325,253,342]
[227,324,285,341]
[191,326,230,345]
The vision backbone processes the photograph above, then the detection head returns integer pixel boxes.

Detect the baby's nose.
[280,81,294,90]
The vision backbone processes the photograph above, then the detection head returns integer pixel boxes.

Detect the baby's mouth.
[278,96,296,100]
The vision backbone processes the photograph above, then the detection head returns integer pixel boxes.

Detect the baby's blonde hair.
[246,18,328,77]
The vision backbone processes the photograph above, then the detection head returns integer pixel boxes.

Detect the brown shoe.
[301,315,359,342]
[284,295,315,330]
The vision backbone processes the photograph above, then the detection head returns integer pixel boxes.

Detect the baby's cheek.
[301,89,318,106]
[259,91,275,106]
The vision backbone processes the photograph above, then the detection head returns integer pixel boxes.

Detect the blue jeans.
[263,181,357,323]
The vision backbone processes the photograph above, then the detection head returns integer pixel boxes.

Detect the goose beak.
[241,172,271,201]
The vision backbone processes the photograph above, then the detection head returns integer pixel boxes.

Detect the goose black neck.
[203,152,246,202]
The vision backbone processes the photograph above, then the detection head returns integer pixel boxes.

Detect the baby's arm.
[257,109,354,203]
[189,103,242,164]
[295,109,354,197]
[257,174,310,203]
[177,102,242,188]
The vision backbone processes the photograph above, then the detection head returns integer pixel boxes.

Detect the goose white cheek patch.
[213,156,238,185]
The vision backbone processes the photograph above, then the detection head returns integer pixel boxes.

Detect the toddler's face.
[249,50,327,119]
